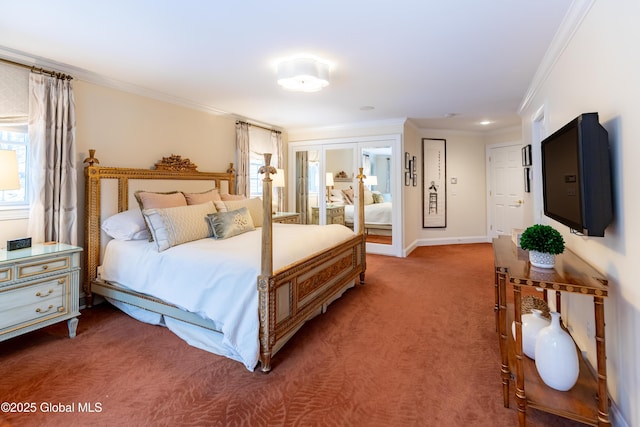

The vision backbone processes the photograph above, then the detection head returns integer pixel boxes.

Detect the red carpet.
[0,244,583,426]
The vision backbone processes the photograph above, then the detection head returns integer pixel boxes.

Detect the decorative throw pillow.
[134,191,188,241]
[364,190,374,205]
[134,190,187,210]
[142,201,216,252]
[101,209,149,240]
[217,197,264,227]
[372,191,385,204]
[183,188,222,205]
[206,207,255,239]
[220,193,246,201]
[342,188,354,205]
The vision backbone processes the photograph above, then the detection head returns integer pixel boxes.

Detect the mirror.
[294,149,320,224]
[289,135,401,256]
[358,146,392,244]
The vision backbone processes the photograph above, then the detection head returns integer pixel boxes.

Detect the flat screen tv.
[541,112,613,237]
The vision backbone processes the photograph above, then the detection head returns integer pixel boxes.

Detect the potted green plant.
[519,224,565,268]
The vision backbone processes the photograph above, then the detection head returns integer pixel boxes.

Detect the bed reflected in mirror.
[326,146,392,245]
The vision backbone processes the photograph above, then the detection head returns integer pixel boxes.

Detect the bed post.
[83,150,101,307]
[258,153,276,373]
[356,167,366,284]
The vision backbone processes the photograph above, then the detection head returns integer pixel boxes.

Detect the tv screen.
[541,113,612,237]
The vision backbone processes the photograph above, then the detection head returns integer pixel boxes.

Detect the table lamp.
[326,172,334,202]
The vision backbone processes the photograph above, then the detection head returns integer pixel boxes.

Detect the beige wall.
[414,129,488,245]
[0,80,238,246]
[520,1,638,424]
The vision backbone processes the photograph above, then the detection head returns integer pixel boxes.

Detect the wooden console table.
[493,235,610,426]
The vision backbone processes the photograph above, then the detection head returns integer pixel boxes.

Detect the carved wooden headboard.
[83,150,236,302]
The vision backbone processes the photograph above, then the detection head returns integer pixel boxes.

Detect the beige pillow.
[142,201,216,252]
[206,207,255,239]
[135,190,187,210]
[135,191,188,241]
[342,188,354,205]
[220,193,246,201]
[364,190,374,205]
[183,188,221,205]
[215,197,264,227]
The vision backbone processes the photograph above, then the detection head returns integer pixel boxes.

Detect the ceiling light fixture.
[276,55,331,93]
[479,120,493,126]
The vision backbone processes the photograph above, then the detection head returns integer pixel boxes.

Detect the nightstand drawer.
[0,267,11,283]
[330,206,345,216]
[0,275,70,330]
[18,255,70,279]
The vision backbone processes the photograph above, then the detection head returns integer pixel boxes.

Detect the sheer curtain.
[27,73,77,245]
[296,151,309,224]
[271,130,285,212]
[235,122,250,196]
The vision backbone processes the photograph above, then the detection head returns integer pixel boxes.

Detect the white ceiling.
[0,1,573,132]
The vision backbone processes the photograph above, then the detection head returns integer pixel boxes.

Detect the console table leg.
[514,285,527,426]
[594,296,611,426]
[497,271,510,407]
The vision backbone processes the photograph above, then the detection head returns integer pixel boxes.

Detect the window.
[0,124,28,208]
[249,151,264,198]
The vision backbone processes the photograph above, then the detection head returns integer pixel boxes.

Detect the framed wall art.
[422,138,446,228]
[522,144,532,166]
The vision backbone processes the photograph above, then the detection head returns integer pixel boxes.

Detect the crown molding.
[518,0,596,114]
[0,45,234,118]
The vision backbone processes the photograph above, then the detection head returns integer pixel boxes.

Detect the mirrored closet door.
[289,135,402,257]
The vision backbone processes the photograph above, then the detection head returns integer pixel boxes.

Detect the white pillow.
[101,209,149,240]
[142,201,216,252]
[329,189,344,203]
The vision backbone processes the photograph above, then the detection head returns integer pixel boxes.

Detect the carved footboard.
[257,154,367,372]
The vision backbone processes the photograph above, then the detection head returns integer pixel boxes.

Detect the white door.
[488,144,525,238]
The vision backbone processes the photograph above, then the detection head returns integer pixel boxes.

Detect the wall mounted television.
[541,112,613,237]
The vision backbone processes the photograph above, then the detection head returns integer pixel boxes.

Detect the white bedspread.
[344,202,392,225]
[100,223,355,370]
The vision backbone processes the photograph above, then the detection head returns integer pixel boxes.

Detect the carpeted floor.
[0,244,584,426]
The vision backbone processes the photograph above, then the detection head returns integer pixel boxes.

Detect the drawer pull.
[36,304,54,313]
[58,278,65,284]
[35,289,54,297]
[42,265,49,270]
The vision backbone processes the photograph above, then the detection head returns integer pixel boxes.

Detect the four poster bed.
[83,151,367,372]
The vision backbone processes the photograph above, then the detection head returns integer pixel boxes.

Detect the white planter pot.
[535,311,579,391]
[511,309,550,359]
[529,250,555,269]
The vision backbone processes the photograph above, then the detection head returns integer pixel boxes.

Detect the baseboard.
[404,236,491,256]
[416,236,491,246]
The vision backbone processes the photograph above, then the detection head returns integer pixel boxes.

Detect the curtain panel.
[272,130,284,212]
[235,122,250,196]
[27,73,77,245]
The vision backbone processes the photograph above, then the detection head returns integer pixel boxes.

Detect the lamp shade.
[0,149,20,191]
[277,56,330,92]
[364,175,378,186]
[325,173,334,187]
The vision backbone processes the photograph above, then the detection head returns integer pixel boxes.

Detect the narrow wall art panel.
[422,138,446,228]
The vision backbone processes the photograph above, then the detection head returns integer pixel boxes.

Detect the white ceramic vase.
[511,309,550,359]
[529,250,555,268]
[534,311,579,391]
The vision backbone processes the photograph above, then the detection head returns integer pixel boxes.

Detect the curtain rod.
[237,120,281,134]
[0,57,73,80]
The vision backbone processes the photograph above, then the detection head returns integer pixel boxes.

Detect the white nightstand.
[272,212,301,224]
[0,243,82,342]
